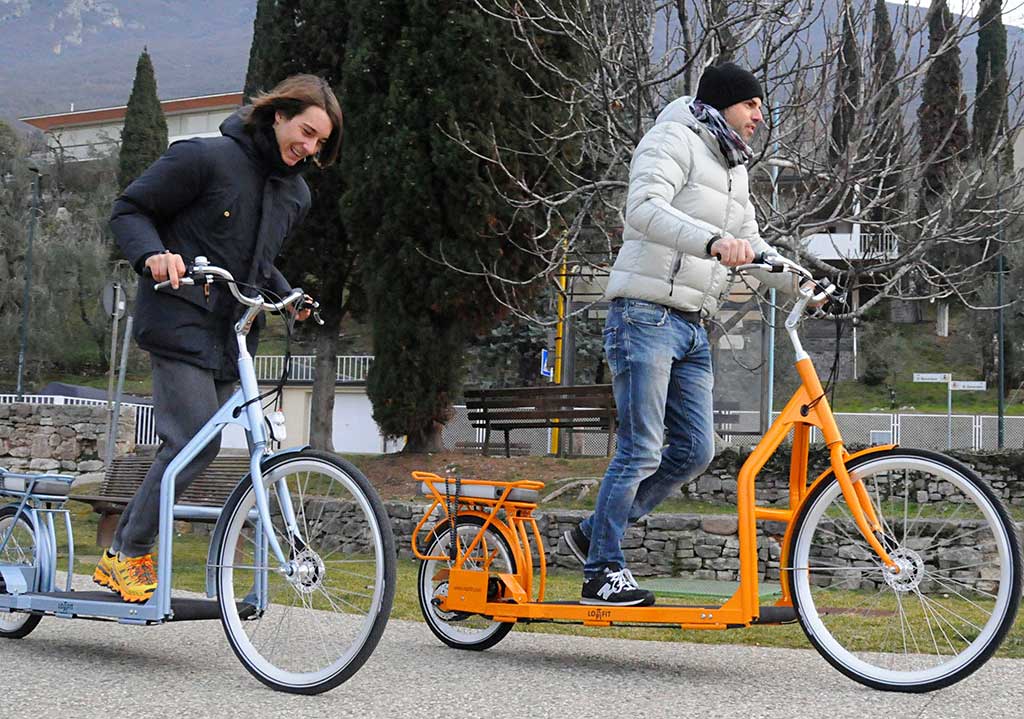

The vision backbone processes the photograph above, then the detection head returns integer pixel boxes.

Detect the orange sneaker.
[111,553,158,603]
[92,549,118,593]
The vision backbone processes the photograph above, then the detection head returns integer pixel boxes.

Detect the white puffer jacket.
[605,96,796,316]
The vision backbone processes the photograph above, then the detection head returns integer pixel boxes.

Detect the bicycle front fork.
[248,451,306,572]
[829,445,897,571]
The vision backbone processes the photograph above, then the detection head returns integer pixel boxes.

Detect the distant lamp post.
[15,167,42,399]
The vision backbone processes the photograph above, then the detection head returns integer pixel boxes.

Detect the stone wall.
[0,404,136,481]
[681,446,1024,507]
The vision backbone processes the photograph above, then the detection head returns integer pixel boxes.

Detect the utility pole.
[996,187,1005,449]
[997,253,1005,449]
[15,168,41,398]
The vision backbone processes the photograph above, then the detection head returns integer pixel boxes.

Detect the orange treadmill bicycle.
[410,253,1021,693]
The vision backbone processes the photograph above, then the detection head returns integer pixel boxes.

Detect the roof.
[19,92,244,132]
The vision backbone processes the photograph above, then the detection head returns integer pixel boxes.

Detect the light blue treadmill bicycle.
[0,257,395,694]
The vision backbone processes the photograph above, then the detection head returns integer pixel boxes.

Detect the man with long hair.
[94,75,342,603]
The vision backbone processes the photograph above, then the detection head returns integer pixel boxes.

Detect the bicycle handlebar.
[724,251,848,323]
[734,252,844,307]
[152,256,323,323]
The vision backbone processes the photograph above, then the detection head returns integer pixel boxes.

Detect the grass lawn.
[61,498,1024,659]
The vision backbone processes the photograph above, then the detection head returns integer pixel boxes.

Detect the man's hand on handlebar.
[145,252,187,289]
[291,294,315,322]
[709,235,755,267]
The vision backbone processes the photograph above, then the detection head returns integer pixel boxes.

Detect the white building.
[19,92,243,161]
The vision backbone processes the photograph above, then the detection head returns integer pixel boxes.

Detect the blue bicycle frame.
[0,285,307,625]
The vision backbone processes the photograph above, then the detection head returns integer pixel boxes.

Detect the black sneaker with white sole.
[580,566,655,606]
[562,524,590,565]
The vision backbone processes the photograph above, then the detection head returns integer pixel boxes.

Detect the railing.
[444,407,1024,456]
[802,230,900,261]
[252,355,374,383]
[712,410,1024,452]
[4,394,1020,456]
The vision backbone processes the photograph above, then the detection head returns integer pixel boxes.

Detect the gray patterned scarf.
[690,99,754,168]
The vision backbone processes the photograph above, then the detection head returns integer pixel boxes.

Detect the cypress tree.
[243,0,354,450]
[243,0,297,102]
[867,0,904,225]
[973,0,1008,160]
[917,0,969,209]
[829,1,861,164]
[342,2,569,451]
[117,48,168,190]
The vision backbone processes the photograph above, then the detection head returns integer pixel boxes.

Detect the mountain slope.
[0,1,256,126]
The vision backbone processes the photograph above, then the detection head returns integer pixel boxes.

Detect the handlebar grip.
[153,277,195,290]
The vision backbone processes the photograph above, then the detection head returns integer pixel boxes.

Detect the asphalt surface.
[2,600,1022,719]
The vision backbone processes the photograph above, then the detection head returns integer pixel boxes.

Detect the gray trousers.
[112,354,235,557]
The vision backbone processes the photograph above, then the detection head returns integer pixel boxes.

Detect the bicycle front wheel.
[0,506,42,639]
[214,450,395,694]
[788,448,1020,692]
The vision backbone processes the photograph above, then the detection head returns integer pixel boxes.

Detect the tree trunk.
[403,420,444,453]
[308,318,341,451]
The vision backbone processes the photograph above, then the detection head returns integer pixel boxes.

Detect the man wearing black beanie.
[562,63,801,606]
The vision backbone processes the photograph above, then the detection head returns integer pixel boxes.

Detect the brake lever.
[294,294,325,325]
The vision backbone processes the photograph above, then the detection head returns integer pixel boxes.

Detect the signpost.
[950,381,986,391]
[913,372,986,449]
[912,373,950,383]
[540,348,553,380]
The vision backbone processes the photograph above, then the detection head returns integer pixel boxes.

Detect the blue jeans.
[581,298,715,577]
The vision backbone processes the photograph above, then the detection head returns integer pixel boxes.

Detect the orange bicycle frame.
[412,357,897,629]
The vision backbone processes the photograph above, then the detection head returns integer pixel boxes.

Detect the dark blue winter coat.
[110,110,311,379]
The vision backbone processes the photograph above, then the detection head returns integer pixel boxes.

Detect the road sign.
[101,282,126,320]
[540,348,553,379]
[950,381,986,391]
[913,372,951,383]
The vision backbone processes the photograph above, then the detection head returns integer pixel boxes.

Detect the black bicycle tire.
[788,447,1021,692]
[0,505,43,639]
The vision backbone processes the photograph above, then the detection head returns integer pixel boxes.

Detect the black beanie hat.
[695,63,764,111]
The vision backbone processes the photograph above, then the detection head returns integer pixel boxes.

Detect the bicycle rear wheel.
[214,450,395,694]
[418,515,516,650]
[0,506,42,639]
[788,448,1020,692]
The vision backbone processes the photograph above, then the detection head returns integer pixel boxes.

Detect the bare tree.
[434,1,1024,324]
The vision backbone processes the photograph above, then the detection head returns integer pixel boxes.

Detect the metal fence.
[252,355,373,383]
[441,407,1024,456]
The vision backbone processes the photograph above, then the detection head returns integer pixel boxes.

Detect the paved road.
[2,607,1021,719]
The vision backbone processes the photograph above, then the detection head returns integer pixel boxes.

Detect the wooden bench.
[712,400,761,438]
[74,454,252,546]
[464,388,756,458]
[453,440,531,456]
[465,385,618,457]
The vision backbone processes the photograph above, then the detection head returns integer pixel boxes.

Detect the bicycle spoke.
[792,455,1018,690]
[915,593,982,645]
[927,571,1002,605]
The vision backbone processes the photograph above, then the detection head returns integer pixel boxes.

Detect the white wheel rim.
[792,456,1015,687]
[420,524,511,644]
[0,513,34,633]
[218,459,387,687]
